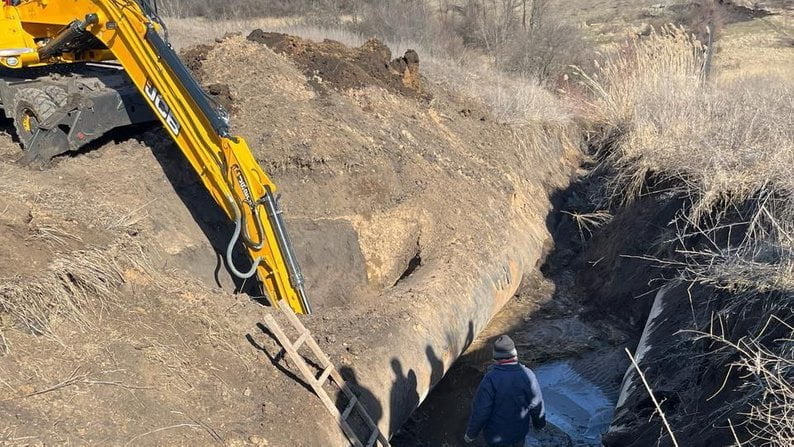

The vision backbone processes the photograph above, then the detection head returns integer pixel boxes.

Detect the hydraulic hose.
[38,14,98,60]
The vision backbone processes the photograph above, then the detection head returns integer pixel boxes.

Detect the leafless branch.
[625,348,680,447]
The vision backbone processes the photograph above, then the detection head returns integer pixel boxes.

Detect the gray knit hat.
[492,335,517,360]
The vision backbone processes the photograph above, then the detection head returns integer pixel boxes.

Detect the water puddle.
[526,350,625,446]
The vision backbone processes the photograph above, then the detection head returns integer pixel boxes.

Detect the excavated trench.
[0,34,587,446]
[390,221,625,444]
[388,166,685,446]
[0,102,652,446]
[386,159,774,446]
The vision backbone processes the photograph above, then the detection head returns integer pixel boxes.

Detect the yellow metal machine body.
[0,0,312,314]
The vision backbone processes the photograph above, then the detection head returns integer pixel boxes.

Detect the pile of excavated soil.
[0,33,576,446]
[246,31,424,97]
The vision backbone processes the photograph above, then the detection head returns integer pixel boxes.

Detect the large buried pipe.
[607,282,681,443]
[335,209,556,438]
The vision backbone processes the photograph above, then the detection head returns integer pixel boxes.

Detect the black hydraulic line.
[261,188,312,314]
[38,14,99,60]
[143,25,310,313]
[143,26,230,138]
[137,0,170,42]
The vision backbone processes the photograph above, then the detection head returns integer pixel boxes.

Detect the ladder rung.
[293,331,310,351]
[266,311,390,446]
[280,304,305,332]
[316,365,333,386]
[280,306,333,367]
[342,396,358,420]
[336,376,357,399]
[366,428,379,447]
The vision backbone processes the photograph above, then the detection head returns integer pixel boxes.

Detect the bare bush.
[453,0,525,59]
[352,0,449,48]
[501,16,587,82]
[691,315,794,446]
[442,0,587,82]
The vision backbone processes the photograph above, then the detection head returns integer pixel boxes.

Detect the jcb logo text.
[144,79,181,136]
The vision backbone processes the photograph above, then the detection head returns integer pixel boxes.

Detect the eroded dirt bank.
[391,165,641,446]
[399,115,792,446]
[388,168,685,446]
[0,34,577,445]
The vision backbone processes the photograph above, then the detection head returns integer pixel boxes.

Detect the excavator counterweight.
[0,0,312,314]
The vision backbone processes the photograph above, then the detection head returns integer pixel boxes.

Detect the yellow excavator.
[0,0,312,314]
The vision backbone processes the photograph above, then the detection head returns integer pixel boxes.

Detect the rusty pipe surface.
[337,209,556,439]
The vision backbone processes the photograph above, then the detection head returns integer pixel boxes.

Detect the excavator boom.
[0,0,312,314]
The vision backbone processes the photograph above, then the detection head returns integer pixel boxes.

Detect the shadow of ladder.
[263,306,390,447]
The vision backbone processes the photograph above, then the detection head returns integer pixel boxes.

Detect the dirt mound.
[0,33,576,446]
[206,82,236,113]
[180,43,213,75]
[246,30,424,97]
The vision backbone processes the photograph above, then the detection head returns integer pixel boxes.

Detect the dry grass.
[562,209,613,242]
[625,347,681,446]
[577,24,793,292]
[168,17,570,127]
[578,25,793,445]
[0,162,158,341]
[690,315,794,446]
[578,26,793,216]
[0,245,127,336]
[427,57,571,126]
[578,24,793,290]
[24,222,82,247]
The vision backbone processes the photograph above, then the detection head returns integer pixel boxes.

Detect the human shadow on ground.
[388,358,420,436]
[336,366,384,442]
[253,316,476,444]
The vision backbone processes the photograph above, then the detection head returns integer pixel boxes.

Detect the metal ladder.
[263,306,390,447]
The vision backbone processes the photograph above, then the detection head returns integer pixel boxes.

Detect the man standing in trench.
[464,334,546,446]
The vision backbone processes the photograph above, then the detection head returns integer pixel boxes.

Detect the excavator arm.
[1,0,312,314]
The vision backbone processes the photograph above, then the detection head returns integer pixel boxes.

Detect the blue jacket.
[465,363,546,445]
